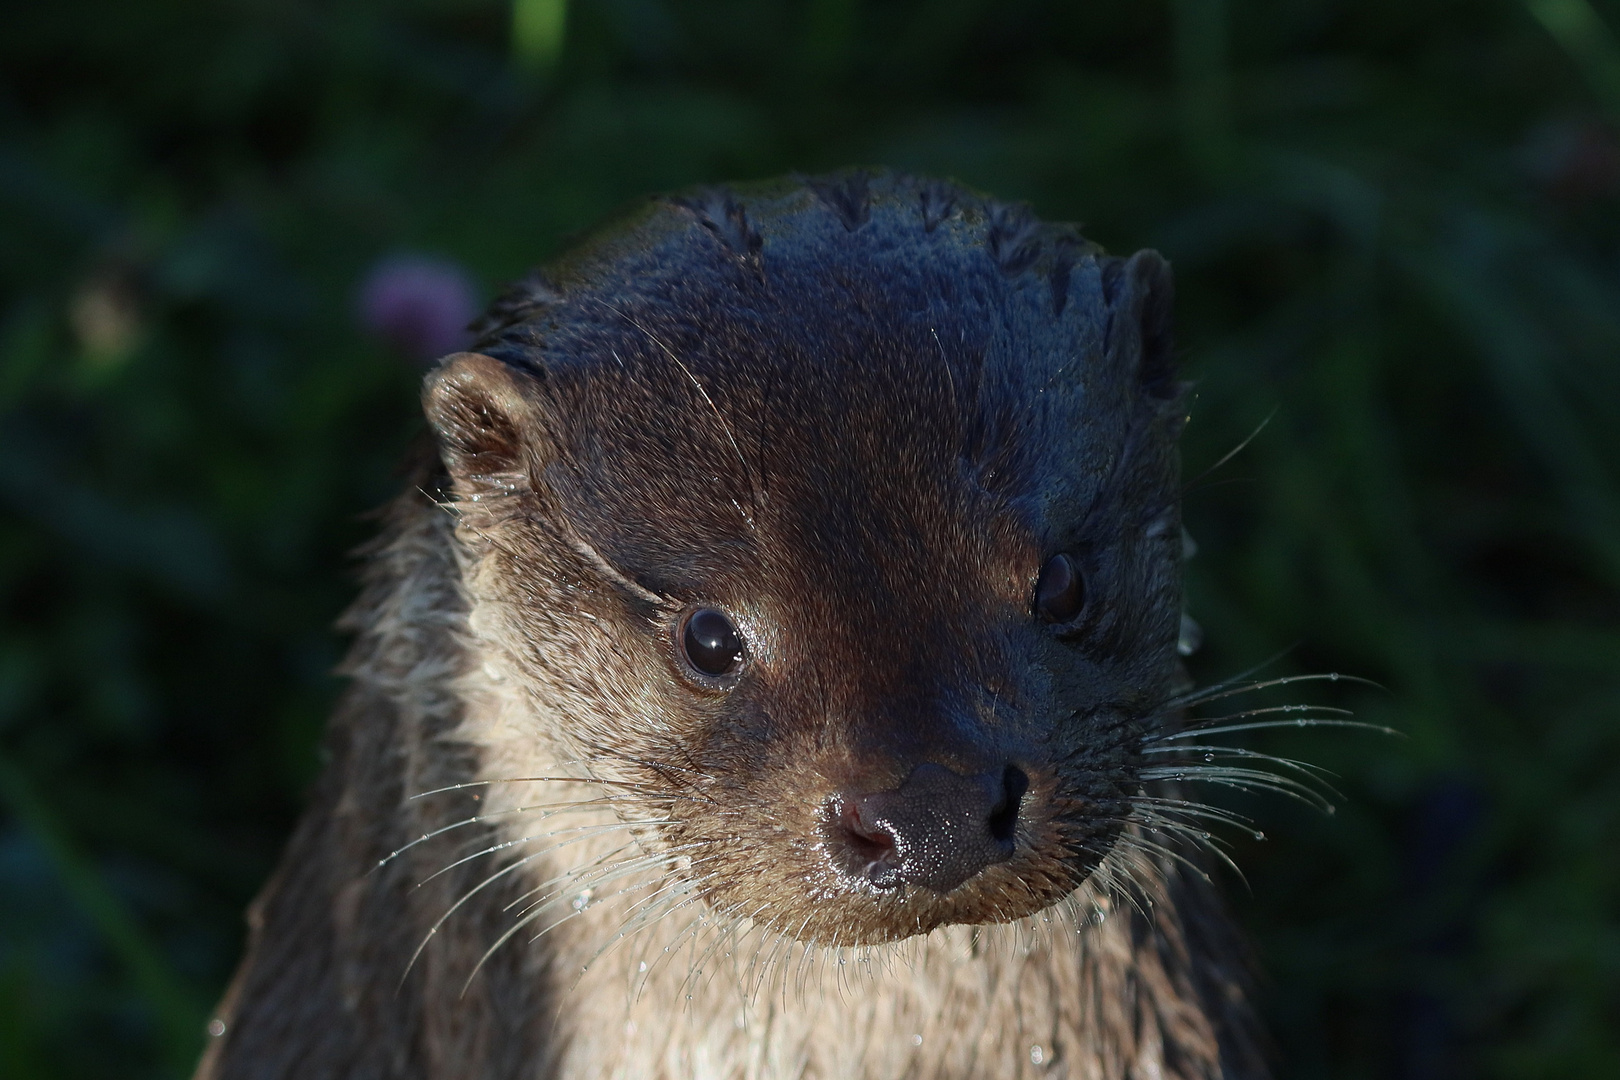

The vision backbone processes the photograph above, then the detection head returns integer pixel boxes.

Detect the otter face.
[426,175,1185,948]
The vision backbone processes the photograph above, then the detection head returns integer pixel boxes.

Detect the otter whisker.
[1118,842,1181,898]
[1166,671,1381,711]
[578,745,722,801]
[679,893,760,1003]
[799,924,833,1003]
[779,912,817,1007]
[1161,647,1306,705]
[1141,743,1338,782]
[1140,765,1337,811]
[408,775,673,799]
[1146,703,1355,736]
[1123,815,1246,885]
[1105,828,1180,897]
[579,853,731,974]
[603,897,719,1006]
[376,795,648,870]
[611,864,724,956]
[1181,407,1277,497]
[509,843,713,928]
[417,819,676,890]
[403,834,661,978]
[741,912,793,1011]
[619,885,723,1000]
[574,741,718,779]
[1141,761,1329,794]
[465,868,697,996]
[686,893,756,980]
[1154,717,1399,740]
[432,813,666,871]
[651,912,716,1001]
[1090,846,1163,921]
[505,869,678,967]
[401,845,557,987]
[501,840,706,918]
[767,917,813,1008]
[1126,805,1239,847]
[598,882,705,998]
[732,901,792,1004]
[524,857,706,953]
[425,837,647,962]
[1128,795,1258,835]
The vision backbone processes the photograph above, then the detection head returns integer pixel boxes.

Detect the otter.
[195,171,1269,1080]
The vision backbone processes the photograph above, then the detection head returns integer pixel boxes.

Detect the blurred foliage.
[1,0,1618,1077]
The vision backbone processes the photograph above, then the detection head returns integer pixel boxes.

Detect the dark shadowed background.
[2,1,1618,1076]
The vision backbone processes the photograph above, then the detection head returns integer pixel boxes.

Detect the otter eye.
[680,607,745,679]
[1035,554,1085,622]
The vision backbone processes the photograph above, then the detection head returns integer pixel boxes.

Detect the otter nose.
[835,763,1028,893]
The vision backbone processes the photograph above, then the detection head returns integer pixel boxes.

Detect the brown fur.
[197,173,1269,1079]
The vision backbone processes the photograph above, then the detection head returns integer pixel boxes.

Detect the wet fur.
[197,173,1268,1079]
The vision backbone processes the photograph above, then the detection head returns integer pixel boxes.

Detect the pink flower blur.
[357,254,479,363]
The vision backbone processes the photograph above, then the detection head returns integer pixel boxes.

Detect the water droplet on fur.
[207,1019,227,1038]
[1030,1044,1046,1066]
[1253,831,1266,841]
[638,961,648,972]
[1203,752,1215,762]
[1326,805,1337,815]
[1328,672,1340,681]
[1177,613,1203,656]
[911,1034,923,1046]
[571,888,594,911]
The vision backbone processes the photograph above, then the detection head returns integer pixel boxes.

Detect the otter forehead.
[475,175,1161,609]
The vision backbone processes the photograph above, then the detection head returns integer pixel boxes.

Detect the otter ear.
[1104,249,1180,402]
[423,352,551,500]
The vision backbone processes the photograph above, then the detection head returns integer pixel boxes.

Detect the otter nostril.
[839,800,901,888]
[987,765,1028,846]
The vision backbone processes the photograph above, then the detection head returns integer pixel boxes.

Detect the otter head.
[423,173,1185,948]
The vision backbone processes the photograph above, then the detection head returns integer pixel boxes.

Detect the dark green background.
[3,1,1618,1076]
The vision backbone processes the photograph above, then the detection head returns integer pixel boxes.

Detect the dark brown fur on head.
[428,172,1187,948]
